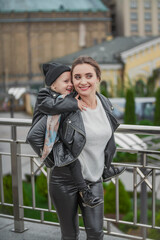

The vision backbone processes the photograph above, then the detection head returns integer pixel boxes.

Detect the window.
[130,0,137,9]
[145,24,152,32]
[131,24,138,32]
[144,12,151,20]
[144,0,151,9]
[130,12,138,20]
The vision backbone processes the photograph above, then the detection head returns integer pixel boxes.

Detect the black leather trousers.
[49,166,104,240]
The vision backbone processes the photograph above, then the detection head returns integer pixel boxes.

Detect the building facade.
[0,0,111,86]
[103,0,160,37]
[53,36,160,97]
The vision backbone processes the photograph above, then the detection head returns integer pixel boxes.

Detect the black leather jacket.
[54,92,120,169]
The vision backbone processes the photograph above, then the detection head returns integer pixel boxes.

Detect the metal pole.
[10,95,14,118]
[10,125,27,232]
[140,153,147,239]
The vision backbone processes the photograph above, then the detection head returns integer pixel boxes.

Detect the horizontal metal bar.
[19,205,57,213]
[116,147,160,155]
[0,139,13,143]
[17,153,38,158]
[22,217,60,226]
[0,118,32,126]
[103,230,143,240]
[16,140,28,144]
[1,118,160,135]
[112,162,160,170]
[0,152,11,156]
[0,214,14,220]
[116,124,160,135]
[0,202,13,207]
[103,217,160,230]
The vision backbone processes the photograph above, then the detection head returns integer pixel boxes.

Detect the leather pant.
[49,166,104,240]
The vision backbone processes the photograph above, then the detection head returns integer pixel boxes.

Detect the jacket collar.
[48,88,60,98]
[96,92,120,131]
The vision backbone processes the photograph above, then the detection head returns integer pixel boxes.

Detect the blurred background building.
[0,0,111,87]
[102,0,160,37]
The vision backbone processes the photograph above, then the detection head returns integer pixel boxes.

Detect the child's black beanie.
[43,62,71,86]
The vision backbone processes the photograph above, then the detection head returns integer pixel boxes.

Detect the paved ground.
[0,217,127,240]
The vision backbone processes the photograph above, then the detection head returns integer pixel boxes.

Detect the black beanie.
[42,62,71,86]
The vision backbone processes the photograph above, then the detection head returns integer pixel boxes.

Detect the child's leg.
[68,160,103,208]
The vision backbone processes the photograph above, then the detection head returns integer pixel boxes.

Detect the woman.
[49,56,124,240]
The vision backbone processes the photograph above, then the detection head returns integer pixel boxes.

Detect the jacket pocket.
[64,119,75,144]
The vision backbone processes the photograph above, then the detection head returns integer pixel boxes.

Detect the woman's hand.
[75,94,87,111]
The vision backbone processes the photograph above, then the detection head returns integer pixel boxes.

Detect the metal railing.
[0,118,160,239]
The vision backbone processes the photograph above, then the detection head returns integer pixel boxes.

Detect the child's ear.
[51,83,56,90]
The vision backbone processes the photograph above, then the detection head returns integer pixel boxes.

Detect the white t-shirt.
[78,96,112,182]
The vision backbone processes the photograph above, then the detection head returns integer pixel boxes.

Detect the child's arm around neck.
[37,88,78,115]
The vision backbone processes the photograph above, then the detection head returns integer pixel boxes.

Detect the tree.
[135,79,146,97]
[100,81,108,97]
[124,89,136,124]
[154,88,160,126]
[147,70,158,96]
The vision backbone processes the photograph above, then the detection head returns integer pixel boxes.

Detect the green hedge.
[148,211,160,240]
[103,180,131,214]
[36,172,48,198]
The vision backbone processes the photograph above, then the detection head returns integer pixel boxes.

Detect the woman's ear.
[96,78,100,84]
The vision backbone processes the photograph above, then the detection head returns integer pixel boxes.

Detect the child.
[28,62,103,208]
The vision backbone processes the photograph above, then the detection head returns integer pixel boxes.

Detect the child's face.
[50,71,73,95]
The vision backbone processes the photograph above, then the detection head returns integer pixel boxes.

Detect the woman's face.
[72,63,99,97]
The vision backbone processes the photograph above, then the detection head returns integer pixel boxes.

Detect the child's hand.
[75,95,87,111]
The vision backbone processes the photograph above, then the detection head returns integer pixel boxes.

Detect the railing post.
[0,154,4,203]
[140,153,147,240]
[10,125,26,232]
